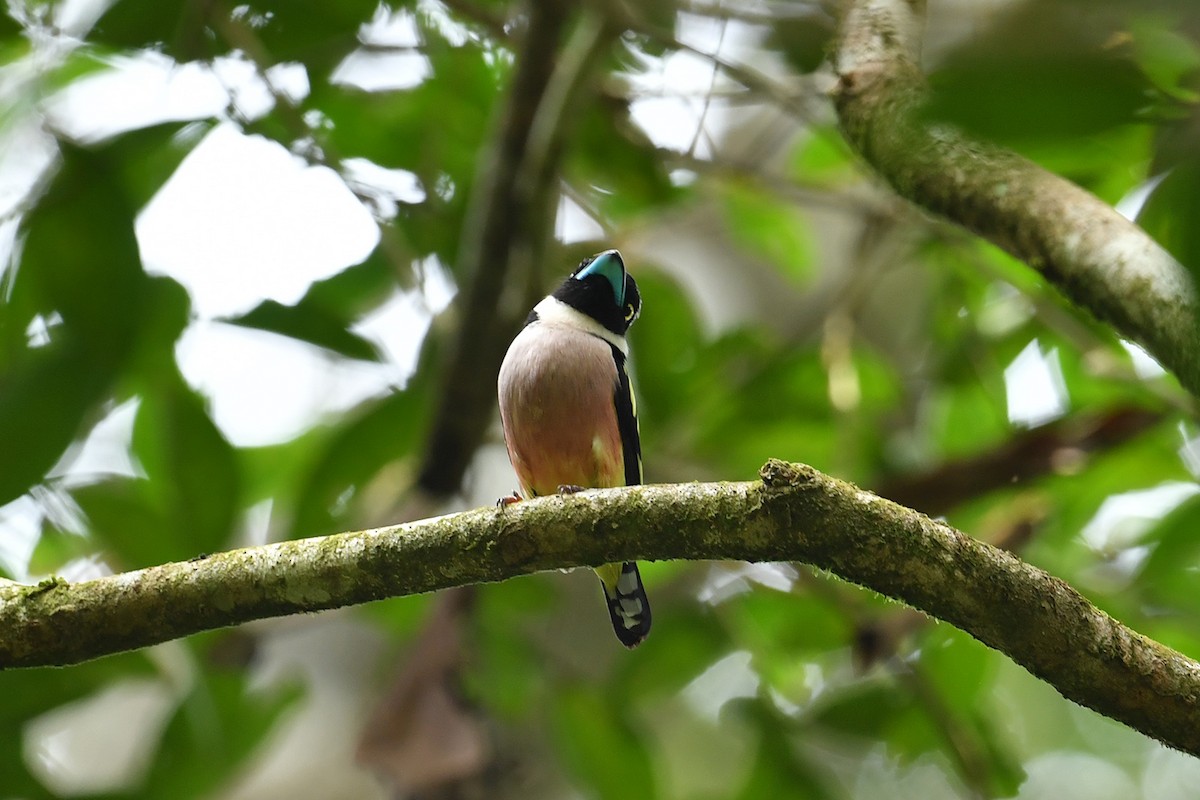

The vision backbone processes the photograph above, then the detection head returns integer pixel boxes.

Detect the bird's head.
[554,250,641,336]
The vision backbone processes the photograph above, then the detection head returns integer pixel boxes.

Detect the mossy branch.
[2,460,1199,756]
[832,0,1200,397]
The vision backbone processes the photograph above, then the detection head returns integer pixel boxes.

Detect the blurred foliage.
[2,0,1200,798]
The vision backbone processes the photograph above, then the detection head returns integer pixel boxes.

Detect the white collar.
[531,295,629,355]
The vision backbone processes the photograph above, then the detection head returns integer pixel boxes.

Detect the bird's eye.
[625,303,636,321]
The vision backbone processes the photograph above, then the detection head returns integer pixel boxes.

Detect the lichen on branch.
[832,0,1200,397]
[2,460,1200,759]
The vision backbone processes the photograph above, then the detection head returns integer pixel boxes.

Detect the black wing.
[609,345,642,486]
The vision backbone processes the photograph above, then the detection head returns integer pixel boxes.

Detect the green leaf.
[214,224,405,361]
[925,4,1151,149]
[927,52,1148,142]
[311,40,496,177]
[0,140,174,505]
[551,685,657,800]
[730,701,835,800]
[967,707,1026,797]
[1137,494,1200,610]
[133,642,301,798]
[626,270,705,429]
[223,298,382,361]
[811,680,923,743]
[1129,16,1200,101]
[291,375,430,537]
[470,578,560,719]
[40,46,120,93]
[131,379,240,561]
[621,606,730,700]
[926,379,1010,462]
[0,34,31,74]
[92,0,214,60]
[0,652,156,797]
[728,590,851,667]
[1137,158,1200,278]
[0,7,21,40]
[764,13,836,75]
[0,339,109,505]
[28,522,94,576]
[65,375,237,570]
[127,275,194,380]
[917,625,993,709]
[720,182,815,285]
[1026,422,1186,573]
[241,0,379,72]
[106,123,204,208]
[569,97,679,220]
[70,477,172,568]
[691,343,838,477]
[790,127,858,185]
[302,248,401,319]
[308,42,497,266]
[16,143,147,354]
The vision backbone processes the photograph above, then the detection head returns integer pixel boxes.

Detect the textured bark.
[832,0,1200,397]
[2,460,1199,758]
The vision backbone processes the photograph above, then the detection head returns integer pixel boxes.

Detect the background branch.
[416,2,612,498]
[3,461,1199,759]
[877,405,1164,516]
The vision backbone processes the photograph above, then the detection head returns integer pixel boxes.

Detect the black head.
[552,250,641,336]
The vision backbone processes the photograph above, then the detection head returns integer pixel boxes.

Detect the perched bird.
[497,250,651,648]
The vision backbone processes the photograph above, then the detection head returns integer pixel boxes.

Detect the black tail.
[600,562,652,648]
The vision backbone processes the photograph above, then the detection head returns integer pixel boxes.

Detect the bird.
[497,249,651,648]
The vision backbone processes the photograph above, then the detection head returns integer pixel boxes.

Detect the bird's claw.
[557,484,585,495]
[496,491,522,508]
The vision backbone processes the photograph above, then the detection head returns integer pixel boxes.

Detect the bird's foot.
[557,484,585,495]
[496,491,522,508]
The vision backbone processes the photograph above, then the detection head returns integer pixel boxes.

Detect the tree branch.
[417,2,612,496]
[877,405,1164,517]
[832,0,1200,397]
[3,460,1199,757]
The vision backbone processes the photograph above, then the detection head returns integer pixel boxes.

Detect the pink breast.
[498,324,624,496]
